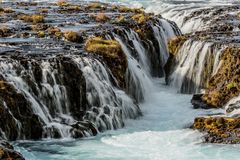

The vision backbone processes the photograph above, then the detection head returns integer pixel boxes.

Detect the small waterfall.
[0,8,182,140]
[73,56,141,132]
[151,19,180,69]
[169,39,226,93]
[113,32,154,102]
[0,54,142,139]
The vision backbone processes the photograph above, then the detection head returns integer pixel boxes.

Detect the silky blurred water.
[14,79,240,160]
[2,0,240,159]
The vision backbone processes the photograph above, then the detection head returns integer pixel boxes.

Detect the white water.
[3,0,240,159]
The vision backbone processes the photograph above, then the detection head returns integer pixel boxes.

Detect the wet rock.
[85,37,127,87]
[191,94,215,109]
[193,117,240,144]
[202,47,240,108]
[0,140,25,160]
[0,1,179,141]
[71,121,98,138]
[64,31,83,43]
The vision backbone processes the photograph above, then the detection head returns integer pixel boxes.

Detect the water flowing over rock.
[0,1,180,142]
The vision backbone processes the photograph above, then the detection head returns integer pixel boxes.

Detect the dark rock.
[0,140,25,160]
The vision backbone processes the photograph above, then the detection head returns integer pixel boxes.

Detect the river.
[4,0,240,159]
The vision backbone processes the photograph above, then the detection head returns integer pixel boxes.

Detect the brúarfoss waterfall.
[1,0,240,160]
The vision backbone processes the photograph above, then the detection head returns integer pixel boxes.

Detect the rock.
[0,140,25,160]
[191,94,213,109]
[18,14,44,24]
[85,37,127,87]
[64,31,83,43]
[95,13,110,23]
[202,47,240,108]
[193,116,240,144]
[0,1,179,141]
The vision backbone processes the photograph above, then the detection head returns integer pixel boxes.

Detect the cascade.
[169,39,227,94]
[0,1,181,142]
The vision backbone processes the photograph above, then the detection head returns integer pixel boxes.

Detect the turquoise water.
[8,0,240,159]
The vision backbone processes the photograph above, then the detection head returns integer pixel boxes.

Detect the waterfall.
[169,39,226,93]
[151,19,180,69]
[0,55,143,139]
[0,10,181,140]
[73,56,141,132]
[114,33,154,102]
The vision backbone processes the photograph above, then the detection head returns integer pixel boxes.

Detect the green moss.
[116,15,125,23]
[131,13,151,24]
[202,47,240,108]
[86,3,104,9]
[227,82,238,90]
[85,37,122,58]
[85,37,127,87]
[193,116,240,143]
[32,15,44,23]
[168,36,188,56]
[48,27,63,38]
[38,31,45,38]
[57,0,69,7]
[118,6,144,14]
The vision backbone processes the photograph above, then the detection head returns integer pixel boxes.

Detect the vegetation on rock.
[64,31,83,43]
[193,117,240,143]
[95,13,110,23]
[168,36,188,56]
[201,47,240,108]
[18,14,44,24]
[85,37,127,87]
[131,13,152,24]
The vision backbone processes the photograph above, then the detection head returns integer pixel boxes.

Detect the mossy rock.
[201,47,240,108]
[0,27,13,38]
[131,13,152,24]
[85,37,127,87]
[86,3,106,10]
[168,36,188,56]
[193,116,240,144]
[95,13,110,23]
[64,31,83,43]
[18,14,44,24]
